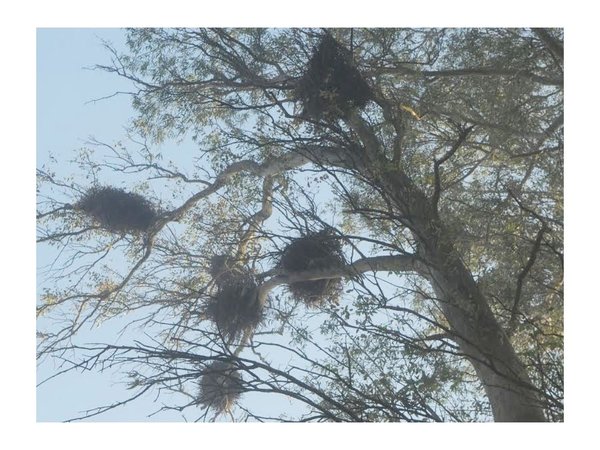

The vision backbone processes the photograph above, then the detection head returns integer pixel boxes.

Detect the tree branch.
[370,65,563,87]
[510,223,548,327]
[258,254,422,304]
[236,175,276,262]
[345,111,382,160]
[532,28,564,65]
[157,147,346,226]
[432,124,475,213]
[36,204,73,220]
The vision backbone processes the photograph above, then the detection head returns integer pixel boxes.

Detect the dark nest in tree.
[295,33,372,120]
[279,231,346,307]
[205,275,263,343]
[75,186,158,233]
[197,360,244,413]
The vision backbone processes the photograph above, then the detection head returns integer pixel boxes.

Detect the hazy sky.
[36,28,302,422]
[36,28,188,422]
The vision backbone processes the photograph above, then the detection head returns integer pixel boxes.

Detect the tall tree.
[37,28,563,422]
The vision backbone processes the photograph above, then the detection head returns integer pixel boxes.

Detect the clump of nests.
[205,256,264,343]
[197,360,243,413]
[75,186,158,233]
[279,230,346,307]
[295,32,372,120]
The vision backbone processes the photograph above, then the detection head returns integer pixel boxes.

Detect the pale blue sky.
[36,28,187,422]
[36,28,310,422]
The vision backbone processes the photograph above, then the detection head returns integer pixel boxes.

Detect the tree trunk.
[380,168,546,421]
[343,110,546,420]
[426,250,545,421]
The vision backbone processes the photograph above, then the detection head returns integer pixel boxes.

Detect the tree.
[37,28,563,422]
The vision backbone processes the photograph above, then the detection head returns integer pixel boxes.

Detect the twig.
[432,124,475,213]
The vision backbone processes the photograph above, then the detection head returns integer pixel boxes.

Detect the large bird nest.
[204,274,263,343]
[197,360,243,413]
[279,230,346,307]
[295,33,371,120]
[75,186,158,233]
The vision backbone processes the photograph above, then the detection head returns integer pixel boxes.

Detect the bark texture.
[343,108,546,421]
[379,167,546,421]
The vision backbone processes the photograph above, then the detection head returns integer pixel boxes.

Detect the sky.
[36,27,319,423]
[36,28,187,422]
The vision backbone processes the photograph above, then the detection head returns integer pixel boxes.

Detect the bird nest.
[197,360,243,413]
[75,186,158,233]
[279,230,346,307]
[295,33,371,120]
[204,274,263,343]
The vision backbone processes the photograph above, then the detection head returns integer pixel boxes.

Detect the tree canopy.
[37,28,563,422]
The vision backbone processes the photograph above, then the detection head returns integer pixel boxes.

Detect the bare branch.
[510,223,548,327]
[432,124,475,213]
[159,146,348,225]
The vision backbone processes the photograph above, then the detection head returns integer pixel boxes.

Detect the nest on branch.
[197,360,244,413]
[205,274,263,343]
[75,186,158,233]
[279,230,346,307]
[295,33,371,120]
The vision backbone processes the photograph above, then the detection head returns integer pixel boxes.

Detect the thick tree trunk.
[425,250,545,421]
[343,111,545,420]
[380,168,546,421]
